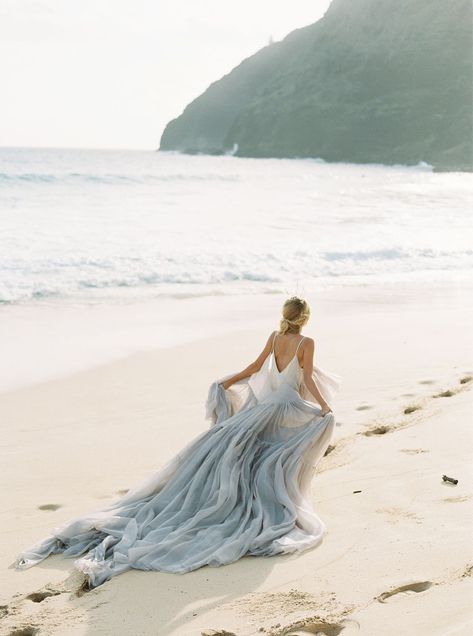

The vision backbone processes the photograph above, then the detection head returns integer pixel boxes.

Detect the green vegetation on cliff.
[159,0,473,171]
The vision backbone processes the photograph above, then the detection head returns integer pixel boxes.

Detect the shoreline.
[1,278,472,396]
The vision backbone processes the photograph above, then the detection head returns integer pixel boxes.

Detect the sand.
[1,281,472,635]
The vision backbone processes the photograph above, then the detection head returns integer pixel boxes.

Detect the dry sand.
[1,281,472,635]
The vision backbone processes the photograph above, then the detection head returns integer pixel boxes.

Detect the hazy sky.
[0,0,332,149]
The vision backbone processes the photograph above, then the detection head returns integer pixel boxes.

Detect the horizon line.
[0,144,160,152]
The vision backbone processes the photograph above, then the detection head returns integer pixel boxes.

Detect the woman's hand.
[320,403,333,417]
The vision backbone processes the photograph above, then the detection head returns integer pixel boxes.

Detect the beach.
[1,280,472,635]
[2,0,472,631]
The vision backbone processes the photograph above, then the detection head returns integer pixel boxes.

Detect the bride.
[14,296,341,589]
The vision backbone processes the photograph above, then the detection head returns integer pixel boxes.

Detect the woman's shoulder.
[265,330,279,347]
[300,335,315,348]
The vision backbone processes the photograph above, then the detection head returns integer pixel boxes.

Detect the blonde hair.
[279,296,310,335]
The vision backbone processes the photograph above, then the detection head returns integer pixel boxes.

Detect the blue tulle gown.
[14,333,341,588]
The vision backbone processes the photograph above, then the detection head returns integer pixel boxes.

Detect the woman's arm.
[301,338,332,416]
[220,331,276,390]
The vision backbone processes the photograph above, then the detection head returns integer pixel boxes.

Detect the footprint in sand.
[283,619,359,636]
[461,564,473,578]
[363,425,391,436]
[283,623,343,636]
[116,489,129,496]
[403,404,421,414]
[26,591,60,603]
[0,605,8,619]
[324,444,336,457]
[37,504,61,511]
[433,389,455,398]
[459,376,472,384]
[376,581,433,603]
[399,448,430,455]
[419,380,435,385]
[7,629,40,636]
[442,494,472,503]
[356,405,372,411]
[375,507,423,524]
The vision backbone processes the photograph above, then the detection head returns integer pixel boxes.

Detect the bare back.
[272,331,306,373]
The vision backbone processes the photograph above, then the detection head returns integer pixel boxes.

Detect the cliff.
[159,0,473,171]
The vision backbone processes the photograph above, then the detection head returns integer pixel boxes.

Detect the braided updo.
[279,296,310,335]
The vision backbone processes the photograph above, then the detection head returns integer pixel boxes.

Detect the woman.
[14,296,341,589]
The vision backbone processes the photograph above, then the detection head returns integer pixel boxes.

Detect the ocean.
[1,147,471,305]
[1,147,472,392]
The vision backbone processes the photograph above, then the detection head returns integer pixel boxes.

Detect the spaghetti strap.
[271,331,278,353]
[295,336,306,355]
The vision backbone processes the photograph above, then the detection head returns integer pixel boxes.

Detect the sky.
[0,0,332,149]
